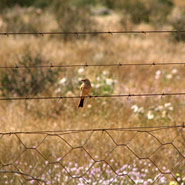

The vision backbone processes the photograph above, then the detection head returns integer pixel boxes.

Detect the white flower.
[164,103,171,107]
[172,68,177,74]
[87,104,92,108]
[131,105,139,113]
[166,74,172,79]
[106,78,113,85]
[96,76,100,81]
[59,77,66,84]
[147,111,154,119]
[147,179,153,183]
[45,161,49,165]
[177,177,181,182]
[162,111,166,118]
[160,176,167,183]
[78,77,82,81]
[56,157,62,162]
[170,182,176,185]
[91,83,95,87]
[156,70,161,75]
[155,70,161,79]
[55,88,61,93]
[95,84,101,88]
[103,71,108,75]
[78,68,84,74]
[168,106,174,111]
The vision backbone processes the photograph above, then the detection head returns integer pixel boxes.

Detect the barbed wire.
[0,30,185,36]
[0,92,184,101]
[0,125,184,184]
[0,62,185,69]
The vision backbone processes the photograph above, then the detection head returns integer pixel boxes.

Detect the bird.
[78,78,91,108]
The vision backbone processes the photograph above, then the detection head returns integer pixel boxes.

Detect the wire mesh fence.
[0,125,184,184]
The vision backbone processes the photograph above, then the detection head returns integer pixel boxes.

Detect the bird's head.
[81,78,90,84]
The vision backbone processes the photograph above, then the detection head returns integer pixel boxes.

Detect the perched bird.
[78,78,91,108]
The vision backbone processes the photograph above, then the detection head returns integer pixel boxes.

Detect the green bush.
[0,52,59,97]
[0,0,52,10]
[122,0,150,24]
[98,0,122,9]
[170,11,185,42]
[146,0,174,26]
[52,0,96,41]
[32,0,51,9]
[120,0,173,26]
[0,0,121,10]
[1,7,44,33]
[0,0,33,9]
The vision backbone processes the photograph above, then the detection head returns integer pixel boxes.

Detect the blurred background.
[0,0,184,184]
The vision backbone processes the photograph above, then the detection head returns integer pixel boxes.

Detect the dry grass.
[0,5,185,184]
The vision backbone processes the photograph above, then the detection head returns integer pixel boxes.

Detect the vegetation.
[0,0,185,184]
[120,0,173,26]
[170,9,185,41]
[52,0,96,41]
[0,51,59,97]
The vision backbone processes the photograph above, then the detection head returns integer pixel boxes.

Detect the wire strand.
[0,124,183,135]
[0,92,184,101]
[0,62,185,69]
[1,30,185,36]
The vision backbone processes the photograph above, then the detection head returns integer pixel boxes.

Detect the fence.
[0,30,185,36]
[0,62,185,69]
[0,30,185,184]
[0,125,184,184]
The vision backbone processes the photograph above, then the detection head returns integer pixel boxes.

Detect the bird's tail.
[78,98,84,108]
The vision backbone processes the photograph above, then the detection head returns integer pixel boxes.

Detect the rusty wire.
[0,125,184,184]
[0,62,185,69]
[0,30,185,36]
[0,92,184,101]
[0,124,184,135]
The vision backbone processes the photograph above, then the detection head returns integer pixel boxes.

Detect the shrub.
[52,0,96,41]
[0,0,52,10]
[170,10,185,42]
[146,0,174,27]
[122,0,150,24]
[1,7,44,33]
[0,52,59,97]
[0,0,33,9]
[120,0,173,26]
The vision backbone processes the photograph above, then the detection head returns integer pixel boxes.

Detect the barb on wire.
[0,30,185,36]
[0,92,184,101]
[0,62,185,69]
